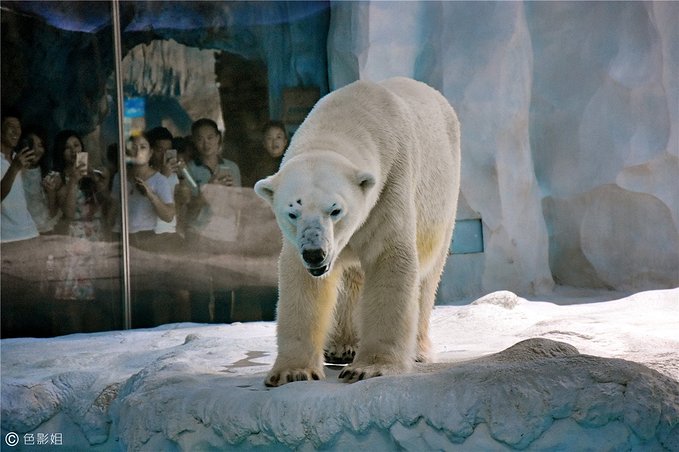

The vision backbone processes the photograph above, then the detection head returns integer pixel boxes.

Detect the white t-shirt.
[154,172,178,234]
[1,154,39,242]
[23,167,59,233]
[111,171,174,234]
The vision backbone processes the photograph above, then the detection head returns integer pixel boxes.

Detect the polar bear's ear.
[254,176,276,206]
[355,171,376,192]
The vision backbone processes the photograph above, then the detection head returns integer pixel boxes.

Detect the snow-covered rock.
[2,289,678,450]
[109,339,677,450]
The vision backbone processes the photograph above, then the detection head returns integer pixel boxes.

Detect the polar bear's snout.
[299,223,332,276]
[303,253,328,277]
[301,245,330,277]
[302,248,326,266]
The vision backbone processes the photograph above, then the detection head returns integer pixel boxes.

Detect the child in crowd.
[253,120,288,183]
[263,120,288,160]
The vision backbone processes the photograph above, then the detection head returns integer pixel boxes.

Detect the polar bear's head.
[255,153,376,277]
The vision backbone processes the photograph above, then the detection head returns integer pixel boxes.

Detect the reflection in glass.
[1,1,122,337]
[113,1,331,329]
[2,1,332,336]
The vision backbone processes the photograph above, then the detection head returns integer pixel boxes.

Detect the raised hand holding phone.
[13,147,36,169]
[162,149,178,177]
[211,165,234,186]
[17,136,34,155]
[164,149,177,166]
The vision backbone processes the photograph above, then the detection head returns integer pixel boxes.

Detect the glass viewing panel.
[1,1,123,337]
[2,1,331,336]
[115,1,331,328]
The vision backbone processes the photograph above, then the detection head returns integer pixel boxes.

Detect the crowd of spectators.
[1,109,289,247]
[1,107,288,331]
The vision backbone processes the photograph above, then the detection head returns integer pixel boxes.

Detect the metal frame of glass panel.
[111,0,132,329]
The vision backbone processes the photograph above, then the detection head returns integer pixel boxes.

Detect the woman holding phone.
[53,130,110,235]
[52,130,110,300]
[109,131,177,327]
[109,131,175,251]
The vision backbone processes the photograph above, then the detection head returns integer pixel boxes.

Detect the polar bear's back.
[379,76,460,167]
[289,77,459,185]
[380,77,461,224]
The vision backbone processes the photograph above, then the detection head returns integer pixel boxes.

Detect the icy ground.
[2,289,678,450]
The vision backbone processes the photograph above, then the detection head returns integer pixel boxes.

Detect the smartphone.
[164,149,177,165]
[17,136,34,152]
[218,163,233,177]
[76,152,88,169]
[215,164,233,186]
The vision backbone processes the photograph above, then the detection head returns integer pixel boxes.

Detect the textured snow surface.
[2,289,678,450]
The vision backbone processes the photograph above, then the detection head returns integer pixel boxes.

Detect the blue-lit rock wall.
[328,1,679,299]
[2,1,330,167]
[1,9,114,144]
[119,1,330,121]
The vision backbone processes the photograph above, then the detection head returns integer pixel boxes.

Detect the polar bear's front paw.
[265,367,325,387]
[324,343,357,364]
[338,363,400,383]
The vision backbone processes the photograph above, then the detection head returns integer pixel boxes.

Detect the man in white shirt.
[1,109,39,243]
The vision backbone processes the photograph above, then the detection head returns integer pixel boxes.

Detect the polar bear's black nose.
[302,248,326,266]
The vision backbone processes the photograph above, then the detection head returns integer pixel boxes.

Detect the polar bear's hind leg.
[415,226,453,363]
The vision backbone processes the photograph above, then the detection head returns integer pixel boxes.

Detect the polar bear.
[254,77,460,387]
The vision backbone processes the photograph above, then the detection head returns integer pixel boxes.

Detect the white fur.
[255,77,460,386]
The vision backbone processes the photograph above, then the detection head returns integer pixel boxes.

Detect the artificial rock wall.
[327,1,679,299]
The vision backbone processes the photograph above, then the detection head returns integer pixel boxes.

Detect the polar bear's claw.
[324,344,356,364]
[265,368,324,387]
[338,365,385,383]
